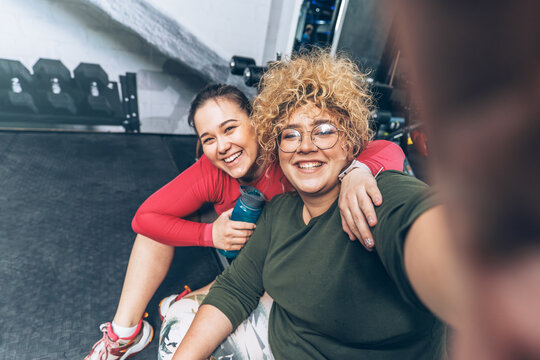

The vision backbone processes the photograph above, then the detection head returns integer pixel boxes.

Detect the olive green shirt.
[203,171,445,359]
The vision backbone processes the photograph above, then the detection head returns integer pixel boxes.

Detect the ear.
[341,142,356,162]
[346,149,355,162]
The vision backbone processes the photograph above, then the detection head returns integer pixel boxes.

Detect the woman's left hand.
[338,165,382,250]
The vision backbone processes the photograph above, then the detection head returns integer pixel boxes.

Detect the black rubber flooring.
[0,131,223,359]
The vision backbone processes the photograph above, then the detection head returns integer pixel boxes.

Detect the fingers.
[341,208,374,251]
[340,213,355,241]
[220,236,250,251]
[358,193,378,228]
[339,192,375,251]
[228,228,255,238]
[229,220,257,231]
[226,244,246,251]
[352,214,375,250]
[366,179,383,208]
[213,212,256,250]
[339,194,360,238]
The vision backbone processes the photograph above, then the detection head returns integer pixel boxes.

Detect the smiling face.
[278,103,354,202]
[194,98,262,182]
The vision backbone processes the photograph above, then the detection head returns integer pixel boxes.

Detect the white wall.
[0,0,201,134]
[0,0,302,134]
[148,0,271,64]
[148,0,301,65]
[262,0,303,63]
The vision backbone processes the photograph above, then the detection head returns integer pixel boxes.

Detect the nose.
[217,136,231,154]
[297,132,317,153]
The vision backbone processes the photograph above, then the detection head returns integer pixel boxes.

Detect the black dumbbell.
[0,59,38,113]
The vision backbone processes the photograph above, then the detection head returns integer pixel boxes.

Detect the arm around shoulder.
[355,140,405,174]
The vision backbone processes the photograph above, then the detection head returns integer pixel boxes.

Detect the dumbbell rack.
[0,58,140,132]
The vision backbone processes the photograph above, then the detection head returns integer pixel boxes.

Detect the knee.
[158,297,201,360]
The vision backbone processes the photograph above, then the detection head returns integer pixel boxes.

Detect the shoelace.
[90,323,118,360]
[88,318,144,360]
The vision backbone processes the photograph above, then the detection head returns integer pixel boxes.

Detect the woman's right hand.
[212,209,256,251]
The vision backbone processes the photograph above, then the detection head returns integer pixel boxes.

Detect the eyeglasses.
[278,123,341,153]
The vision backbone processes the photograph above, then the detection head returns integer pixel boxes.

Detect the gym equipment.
[119,72,140,132]
[229,56,256,75]
[33,58,78,115]
[0,57,140,132]
[0,59,38,114]
[74,63,123,118]
[243,65,267,87]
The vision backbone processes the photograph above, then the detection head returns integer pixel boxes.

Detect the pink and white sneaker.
[84,317,153,360]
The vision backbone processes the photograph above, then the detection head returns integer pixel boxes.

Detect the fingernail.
[374,197,382,204]
[367,216,375,225]
[365,238,373,247]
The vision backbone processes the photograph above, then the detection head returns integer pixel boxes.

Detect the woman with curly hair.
[162,50,463,359]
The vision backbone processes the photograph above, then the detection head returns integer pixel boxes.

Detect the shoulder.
[376,170,429,196]
[182,154,230,204]
[196,154,218,173]
[374,171,437,230]
[194,154,230,185]
[264,192,300,213]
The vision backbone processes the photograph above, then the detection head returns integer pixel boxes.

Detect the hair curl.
[252,48,374,164]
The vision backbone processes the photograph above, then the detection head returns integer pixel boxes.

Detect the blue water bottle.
[218,185,265,259]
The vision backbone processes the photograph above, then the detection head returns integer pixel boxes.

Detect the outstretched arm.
[339,140,405,249]
[372,171,466,329]
[403,206,467,329]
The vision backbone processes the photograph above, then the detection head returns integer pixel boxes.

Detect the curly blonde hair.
[252,48,374,164]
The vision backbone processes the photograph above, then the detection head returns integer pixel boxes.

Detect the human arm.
[372,171,466,329]
[403,206,466,329]
[132,155,255,248]
[211,209,255,251]
[172,204,271,358]
[171,304,233,360]
[339,140,405,248]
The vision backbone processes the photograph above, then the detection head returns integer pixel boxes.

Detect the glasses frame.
[278,123,342,153]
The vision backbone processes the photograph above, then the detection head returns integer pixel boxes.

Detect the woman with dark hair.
[84,79,405,359]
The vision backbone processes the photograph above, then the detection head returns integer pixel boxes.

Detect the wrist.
[203,223,214,247]
[338,160,370,182]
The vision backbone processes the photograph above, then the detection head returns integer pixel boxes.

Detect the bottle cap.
[239,185,265,209]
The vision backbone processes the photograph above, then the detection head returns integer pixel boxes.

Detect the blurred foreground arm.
[403,206,467,329]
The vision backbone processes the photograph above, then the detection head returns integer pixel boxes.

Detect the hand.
[212,209,256,251]
[338,166,382,250]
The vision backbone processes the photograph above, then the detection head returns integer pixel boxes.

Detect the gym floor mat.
[0,130,223,360]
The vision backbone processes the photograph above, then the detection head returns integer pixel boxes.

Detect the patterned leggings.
[158,292,274,360]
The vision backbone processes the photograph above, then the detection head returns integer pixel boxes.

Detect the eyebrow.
[199,119,239,139]
[285,119,333,129]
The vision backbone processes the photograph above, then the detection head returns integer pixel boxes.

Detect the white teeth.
[224,151,241,163]
[298,162,322,169]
